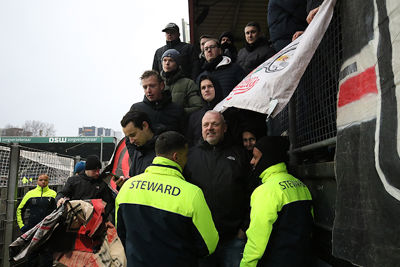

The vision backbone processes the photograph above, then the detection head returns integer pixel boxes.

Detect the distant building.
[0,128,32,137]
[78,126,121,139]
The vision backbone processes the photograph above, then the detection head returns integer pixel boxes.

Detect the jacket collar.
[245,37,268,52]
[198,138,230,150]
[166,38,181,48]
[36,185,50,192]
[146,156,185,180]
[216,56,231,69]
[161,68,184,86]
[143,90,172,109]
[137,135,157,152]
[259,162,287,183]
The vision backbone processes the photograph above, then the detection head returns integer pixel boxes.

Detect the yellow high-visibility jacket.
[116,156,219,267]
[16,185,56,231]
[241,163,313,267]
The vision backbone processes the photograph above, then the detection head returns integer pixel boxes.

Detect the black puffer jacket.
[152,38,194,79]
[237,37,275,75]
[268,0,308,52]
[184,140,252,241]
[125,136,156,177]
[196,56,245,98]
[130,90,185,134]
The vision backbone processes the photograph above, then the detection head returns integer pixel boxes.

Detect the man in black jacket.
[237,22,275,75]
[152,22,194,79]
[184,110,253,267]
[56,155,114,216]
[196,39,245,98]
[130,70,185,134]
[120,110,156,178]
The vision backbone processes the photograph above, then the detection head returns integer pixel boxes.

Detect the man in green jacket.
[240,137,313,267]
[116,131,218,267]
[161,48,202,115]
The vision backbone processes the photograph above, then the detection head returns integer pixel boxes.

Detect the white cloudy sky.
[0,0,189,136]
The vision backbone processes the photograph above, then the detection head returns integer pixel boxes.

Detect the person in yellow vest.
[17,174,57,233]
[16,174,56,267]
[116,131,219,267]
[240,137,313,267]
[22,176,29,184]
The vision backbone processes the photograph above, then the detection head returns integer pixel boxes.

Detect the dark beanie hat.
[161,49,181,62]
[219,31,234,43]
[253,136,289,177]
[85,155,102,170]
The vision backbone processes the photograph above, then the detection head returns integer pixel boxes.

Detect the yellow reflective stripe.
[191,189,219,254]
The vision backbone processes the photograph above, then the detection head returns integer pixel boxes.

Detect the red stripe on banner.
[338,66,378,107]
[112,140,126,174]
[121,152,130,177]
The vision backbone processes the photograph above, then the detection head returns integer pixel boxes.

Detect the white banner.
[214,0,336,117]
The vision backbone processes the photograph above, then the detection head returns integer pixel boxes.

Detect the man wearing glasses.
[196,39,245,98]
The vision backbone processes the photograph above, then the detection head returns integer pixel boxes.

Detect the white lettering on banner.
[49,137,67,143]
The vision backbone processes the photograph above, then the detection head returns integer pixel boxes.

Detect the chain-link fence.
[0,143,76,267]
[275,1,343,149]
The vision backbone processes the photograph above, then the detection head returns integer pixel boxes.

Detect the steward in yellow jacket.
[16,174,56,233]
[241,137,313,267]
[116,131,218,267]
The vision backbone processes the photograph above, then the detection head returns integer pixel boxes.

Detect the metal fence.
[0,143,76,267]
[276,1,343,149]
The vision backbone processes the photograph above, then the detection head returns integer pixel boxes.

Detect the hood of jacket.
[216,56,232,68]
[198,76,224,110]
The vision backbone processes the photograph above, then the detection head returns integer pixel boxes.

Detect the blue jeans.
[199,237,246,267]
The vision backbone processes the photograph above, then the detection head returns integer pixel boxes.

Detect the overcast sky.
[0,0,189,136]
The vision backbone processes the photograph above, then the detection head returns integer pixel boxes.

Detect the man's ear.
[223,123,228,133]
[172,151,178,162]
[160,81,165,91]
[142,121,149,130]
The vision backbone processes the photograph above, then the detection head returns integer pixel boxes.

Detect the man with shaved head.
[184,110,253,267]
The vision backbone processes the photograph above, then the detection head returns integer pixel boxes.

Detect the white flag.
[214,0,336,117]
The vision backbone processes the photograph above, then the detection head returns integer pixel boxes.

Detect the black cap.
[162,23,179,33]
[85,155,102,170]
